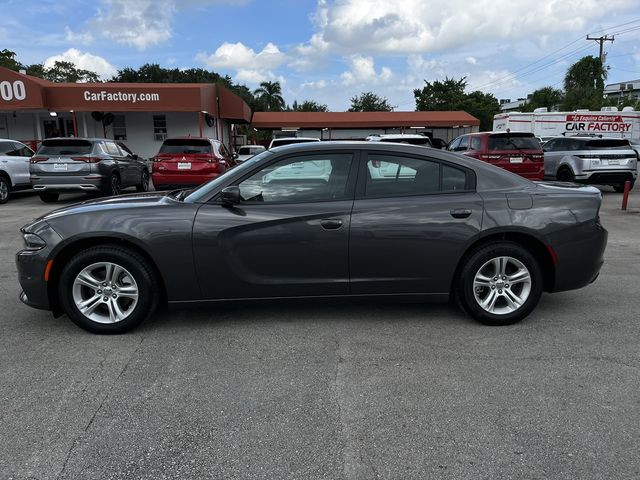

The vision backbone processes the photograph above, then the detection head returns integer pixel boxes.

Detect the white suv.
[0,139,35,204]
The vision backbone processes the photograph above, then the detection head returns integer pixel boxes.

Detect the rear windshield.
[488,134,540,151]
[583,139,631,150]
[271,139,319,148]
[37,139,93,155]
[160,139,212,154]
[380,137,431,146]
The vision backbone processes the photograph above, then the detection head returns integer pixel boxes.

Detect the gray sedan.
[16,142,607,333]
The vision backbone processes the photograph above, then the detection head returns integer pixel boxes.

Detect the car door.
[117,142,143,185]
[1,141,33,186]
[192,150,358,299]
[106,141,134,186]
[542,138,564,178]
[349,151,483,295]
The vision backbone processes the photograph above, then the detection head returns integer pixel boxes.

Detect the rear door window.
[160,139,212,154]
[37,140,93,155]
[104,142,122,156]
[488,134,540,150]
[469,136,482,151]
[584,139,631,150]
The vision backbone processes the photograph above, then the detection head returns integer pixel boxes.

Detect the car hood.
[33,191,175,223]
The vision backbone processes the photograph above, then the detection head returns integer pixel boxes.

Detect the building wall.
[285,126,476,142]
[1,111,233,159]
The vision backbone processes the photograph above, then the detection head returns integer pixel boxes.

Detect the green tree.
[290,99,328,112]
[0,49,23,71]
[43,60,100,82]
[254,81,286,111]
[348,91,393,112]
[413,77,499,131]
[563,56,606,111]
[522,86,565,112]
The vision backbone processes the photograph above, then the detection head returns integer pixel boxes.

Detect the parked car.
[543,137,638,192]
[236,145,266,162]
[152,137,235,190]
[268,137,320,149]
[448,132,544,180]
[0,139,34,204]
[30,138,149,203]
[17,141,607,334]
[367,133,433,147]
[430,138,449,150]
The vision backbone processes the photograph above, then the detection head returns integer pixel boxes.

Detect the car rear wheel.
[104,174,121,196]
[456,242,543,326]
[136,170,150,192]
[39,192,59,203]
[58,245,158,334]
[556,167,574,182]
[0,176,10,204]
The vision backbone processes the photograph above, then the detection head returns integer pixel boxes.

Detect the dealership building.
[0,67,251,158]
[1,67,480,157]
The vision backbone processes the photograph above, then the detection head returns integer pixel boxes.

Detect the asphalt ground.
[1,185,639,480]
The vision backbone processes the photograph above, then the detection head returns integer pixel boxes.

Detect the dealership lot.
[1,188,639,479]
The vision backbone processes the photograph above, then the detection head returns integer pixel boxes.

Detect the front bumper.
[31,174,107,193]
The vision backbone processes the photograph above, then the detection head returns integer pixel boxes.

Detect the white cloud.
[43,48,117,80]
[305,0,638,55]
[340,55,392,86]
[64,26,94,45]
[466,56,477,65]
[197,42,285,70]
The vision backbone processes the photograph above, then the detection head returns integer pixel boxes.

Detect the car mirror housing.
[220,186,241,204]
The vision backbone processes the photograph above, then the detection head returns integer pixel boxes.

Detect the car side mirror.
[220,186,241,204]
[131,153,140,160]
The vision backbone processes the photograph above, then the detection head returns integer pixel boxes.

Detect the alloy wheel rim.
[142,172,149,191]
[0,180,7,200]
[472,256,532,315]
[72,262,139,324]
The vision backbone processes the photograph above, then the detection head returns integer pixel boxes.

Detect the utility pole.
[586,35,614,63]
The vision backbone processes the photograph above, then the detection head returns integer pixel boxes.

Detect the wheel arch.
[0,169,12,186]
[47,235,167,316]
[450,230,555,296]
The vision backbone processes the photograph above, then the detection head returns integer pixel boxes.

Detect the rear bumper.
[496,163,544,180]
[551,221,608,293]
[151,172,220,187]
[31,174,107,192]
[574,169,637,185]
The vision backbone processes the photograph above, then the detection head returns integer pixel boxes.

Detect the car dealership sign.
[565,114,633,133]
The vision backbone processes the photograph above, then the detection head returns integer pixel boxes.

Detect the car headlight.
[23,233,46,250]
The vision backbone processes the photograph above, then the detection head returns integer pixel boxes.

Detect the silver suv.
[543,137,638,192]
[0,139,35,204]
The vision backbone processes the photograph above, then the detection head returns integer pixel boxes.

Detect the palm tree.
[253,81,285,111]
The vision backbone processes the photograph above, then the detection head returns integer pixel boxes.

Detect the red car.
[152,138,236,190]
[448,132,544,180]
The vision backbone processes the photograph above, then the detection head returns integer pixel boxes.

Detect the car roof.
[463,131,535,136]
[271,137,320,141]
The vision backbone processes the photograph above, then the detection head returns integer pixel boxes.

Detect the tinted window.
[470,136,482,150]
[379,137,431,146]
[238,153,353,203]
[160,139,212,154]
[104,142,122,156]
[488,134,540,150]
[448,137,461,151]
[117,142,134,156]
[11,142,34,157]
[0,141,16,155]
[238,146,263,155]
[38,139,93,155]
[453,136,469,152]
[442,164,468,191]
[365,154,440,197]
[584,139,631,150]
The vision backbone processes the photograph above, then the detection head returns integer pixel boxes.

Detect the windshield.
[38,139,93,155]
[271,138,319,148]
[184,150,274,203]
[488,134,540,151]
[160,139,212,154]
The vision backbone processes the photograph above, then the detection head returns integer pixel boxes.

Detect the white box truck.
[493,107,640,145]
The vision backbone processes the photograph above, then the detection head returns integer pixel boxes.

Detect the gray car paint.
[16,142,607,315]
[0,139,34,188]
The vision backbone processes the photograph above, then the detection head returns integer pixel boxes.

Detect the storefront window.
[153,115,167,141]
[113,115,127,140]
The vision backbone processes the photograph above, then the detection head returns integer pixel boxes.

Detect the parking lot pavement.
[1,187,639,480]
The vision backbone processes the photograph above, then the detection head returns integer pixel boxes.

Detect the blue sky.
[1,0,640,110]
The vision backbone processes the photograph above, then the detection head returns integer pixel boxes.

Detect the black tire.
[104,173,121,197]
[58,245,158,334]
[556,166,574,182]
[136,170,150,192]
[456,241,543,326]
[39,192,59,203]
[0,175,10,204]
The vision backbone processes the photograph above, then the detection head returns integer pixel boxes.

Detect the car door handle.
[450,208,472,219]
[320,219,343,230]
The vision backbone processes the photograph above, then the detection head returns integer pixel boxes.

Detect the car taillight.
[531,154,544,161]
[30,156,48,163]
[71,156,101,163]
[479,154,501,161]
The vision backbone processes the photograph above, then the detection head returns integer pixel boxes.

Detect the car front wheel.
[456,242,543,326]
[136,170,150,192]
[58,245,158,334]
[0,176,10,204]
